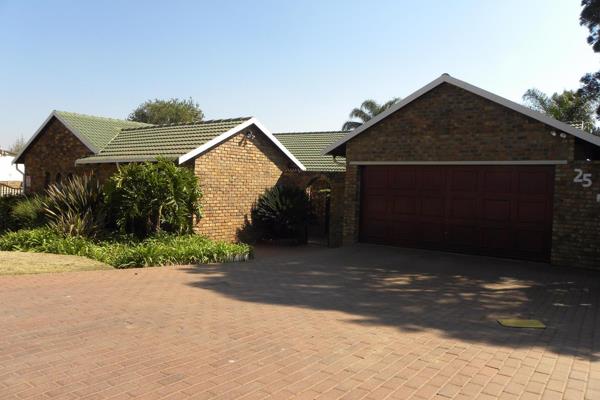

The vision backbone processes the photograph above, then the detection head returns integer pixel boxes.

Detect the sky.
[0,0,598,149]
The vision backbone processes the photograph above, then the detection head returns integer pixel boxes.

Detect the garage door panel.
[447,197,478,219]
[421,197,445,217]
[449,169,479,192]
[482,198,511,221]
[390,196,417,216]
[483,170,513,193]
[360,165,553,262]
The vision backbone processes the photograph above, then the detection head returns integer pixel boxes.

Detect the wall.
[191,126,293,242]
[20,117,117,193]
[552,161,600,268]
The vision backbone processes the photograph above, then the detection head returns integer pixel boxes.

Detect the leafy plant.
[128,98,204,124]
[11,195,47,229]
[0,228,251,268]
[0,195,25,233]
[251,185,313,242]
[104,158,202,238]
[43,175,105,237]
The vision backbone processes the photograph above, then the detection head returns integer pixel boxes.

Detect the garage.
[359,165,554,261]
[323,74,600,268]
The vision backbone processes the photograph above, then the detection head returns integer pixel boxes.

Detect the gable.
[15,116,94,164]
[324,74,600,156]
[345,82,573,162]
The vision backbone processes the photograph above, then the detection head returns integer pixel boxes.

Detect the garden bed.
[0,228,252,268]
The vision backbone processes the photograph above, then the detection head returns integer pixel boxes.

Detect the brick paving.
[1,244,599,400]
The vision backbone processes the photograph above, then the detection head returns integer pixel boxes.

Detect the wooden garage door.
[359,165,554,261]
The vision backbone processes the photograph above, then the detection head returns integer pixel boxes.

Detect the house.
[0,149,24,195]
[14,111,305,242]
[323,74,600,268]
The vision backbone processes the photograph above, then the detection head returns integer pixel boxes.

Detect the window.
[44,172,51,188]
[67,173,74,181]
[55,173,62,185]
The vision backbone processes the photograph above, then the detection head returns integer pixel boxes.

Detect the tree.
[342,98,400,131]
[522,88,596,131]
[579,0,600,118]
[128,98,204,125]
[8,135,25,154]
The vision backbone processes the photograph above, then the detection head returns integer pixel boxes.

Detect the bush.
[251,185,313,242]
[0,195,24,232]
[12,195,47,229]
[0,195,46,233]
[104,158,202,238]
[0,228,251,268]
[43,176,105,237]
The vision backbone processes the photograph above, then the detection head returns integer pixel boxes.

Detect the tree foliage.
[128,98,204,125]
[579,0,600,119]
[104,159,202,238]
[522,88,596,131]
[342,98,400,131]
[8,135,25,154]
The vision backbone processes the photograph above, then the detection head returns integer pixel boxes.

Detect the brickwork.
[191,126,292,242]
[279,171,345,246]
[552,161,600,268]
[20,118,117,193]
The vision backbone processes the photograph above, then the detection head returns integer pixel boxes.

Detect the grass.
[0,251,111,275]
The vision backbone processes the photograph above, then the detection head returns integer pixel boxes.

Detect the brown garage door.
[360,165,554,261]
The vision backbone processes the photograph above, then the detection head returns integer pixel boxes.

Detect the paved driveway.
[1,245,599,400]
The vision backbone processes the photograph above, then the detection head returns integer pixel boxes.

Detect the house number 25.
[573,168,593,188]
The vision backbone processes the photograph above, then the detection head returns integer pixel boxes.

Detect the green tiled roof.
[77,118,250,163]
[55,111,151,151]
[274,131,347,172]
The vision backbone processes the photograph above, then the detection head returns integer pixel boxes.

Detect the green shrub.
[43,175,105,237]
[0,228,251,268]
[11,195,47,229]
[251,185,313,242]
[0,195,25,232]
[104,158,202,238]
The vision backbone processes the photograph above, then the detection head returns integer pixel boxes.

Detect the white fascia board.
[322,74,600,155]
[12,110,99,164]
[349,160,568,166]
[178,117,307,171]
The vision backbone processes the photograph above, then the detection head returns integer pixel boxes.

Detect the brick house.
[323,74,600,268]
[14,111,305,242]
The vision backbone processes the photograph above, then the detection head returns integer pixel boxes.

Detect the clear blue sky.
[0,0,598,148]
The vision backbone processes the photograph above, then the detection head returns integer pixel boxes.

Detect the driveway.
[1,245,599,400]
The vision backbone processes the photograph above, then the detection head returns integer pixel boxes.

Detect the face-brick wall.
[552,161,600,268]
[21,118,116,193]
[191,127,292,242]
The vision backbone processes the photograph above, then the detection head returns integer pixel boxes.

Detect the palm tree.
[342,98,400,131]
[522,89,596,132]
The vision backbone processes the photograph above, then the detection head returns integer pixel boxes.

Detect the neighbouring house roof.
[13,110,151,163]
[274,131,347,172]
[323,73,600,156]
[55,111,151,150]
[0,155,24,181]
[77,117,252,164]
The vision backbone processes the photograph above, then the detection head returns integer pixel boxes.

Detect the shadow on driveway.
[183,244,600,360]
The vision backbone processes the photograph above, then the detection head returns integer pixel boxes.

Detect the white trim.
[177,117,306,170]
[13,110,98,164]
[322,74,600,155]
[350,160,568,166]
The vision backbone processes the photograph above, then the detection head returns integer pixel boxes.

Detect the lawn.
[0,251,112,275]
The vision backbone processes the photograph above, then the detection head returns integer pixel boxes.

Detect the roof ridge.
[120,117,253,131]
[275,131,346,135]
[55,110,150,125]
